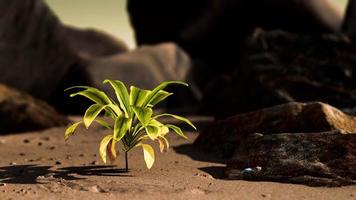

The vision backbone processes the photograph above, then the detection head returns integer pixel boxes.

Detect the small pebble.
[37,142,43,146]
[55,161,61,165]
[91,161,99,165]
[41,137,50,141]
[47,146,55,150]
[92,154,97,157]
[79,154,85,157]
[261,194,271,198]
[19,153,25,156]
[23,139,30,144]
[9,162,16,165]
[65,155,72,160]
[0,183,6,187]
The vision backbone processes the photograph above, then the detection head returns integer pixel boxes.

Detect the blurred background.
[46,0,136,49]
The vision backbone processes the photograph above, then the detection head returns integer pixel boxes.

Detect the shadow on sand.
[0,165,129,184]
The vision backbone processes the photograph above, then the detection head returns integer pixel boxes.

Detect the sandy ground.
[0,117,355,200]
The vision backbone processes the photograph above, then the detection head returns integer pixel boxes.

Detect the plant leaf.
[154,114,196,130]
[83,104,107,129]
[99,135,113,164]
[103,80,131,117]
[107,139,117,162]
[145,126,159,140]
[143,81,188,107]
[148,90,173,107]
[113,116,131,141]
[141,144,155,169]
[149,119,169,136]
[129,86,151,107]
[132,106,152,126]
[159,136,170,151]
[64,121,82,140]
[68,87,111,105]
[95,119,113,129]
[166,124,187,139]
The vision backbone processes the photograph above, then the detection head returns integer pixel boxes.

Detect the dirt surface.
[0,117,355,200]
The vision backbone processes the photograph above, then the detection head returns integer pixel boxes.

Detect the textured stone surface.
[0,84,69,134]
[226,131,356,186]
[201,30,356,117]
[0,0,81,100]
[195,102,356,157]
[63,26,128,61]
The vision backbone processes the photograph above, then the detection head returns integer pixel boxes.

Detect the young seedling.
[64,80,196,172]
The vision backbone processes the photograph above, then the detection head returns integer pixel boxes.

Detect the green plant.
[64,80,196,172]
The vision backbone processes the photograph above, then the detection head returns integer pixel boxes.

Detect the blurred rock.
[343,0,356,41]
[0,0,83,100]
[87,43,200,109]
[227,131,356,186]
[0,84,69,134]
[128,0,342,73]
[63,26,129,61]
[89,43,191,89]
[195,102,356,157]
[201,30,356,117]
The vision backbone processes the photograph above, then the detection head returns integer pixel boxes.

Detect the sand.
[0,117,355,200]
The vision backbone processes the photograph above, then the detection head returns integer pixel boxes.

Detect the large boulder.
[63,26,129,61]
[226,131,356,186]
[128,0,343,72]
[200,30,356,117]
[0,0,82,100]
[0,84,69,134]
[195,102,356,157]
[87,43,200,109]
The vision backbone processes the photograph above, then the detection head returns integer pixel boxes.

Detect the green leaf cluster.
[64,80,196,170]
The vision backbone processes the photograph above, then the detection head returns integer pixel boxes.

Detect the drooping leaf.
[154,114,196,130]
[99,134,113,163]
[103,80,131,117]
[107,139,117,162]
[113,116,131,141]
[141,144,155,169]
[132,106,152,126]
[64,121,82,140]
[159,136,170,151]
[129,86,151,107]
[143,81,188,107]
[95,119,113,129]
[148,90,173,107]
[149,119,169,136]
[145,126,159,140]
[166,124,187,139]
[83,104,107,129]
[67,86,112,105]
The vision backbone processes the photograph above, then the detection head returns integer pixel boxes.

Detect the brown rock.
[0,0,82,100]
[63,26,129,61]
[195,102,356,157]
[0,84,69,134]
[200,30,356,117]
[226,131,356,186]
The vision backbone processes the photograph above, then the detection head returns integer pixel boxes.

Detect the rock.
[63,26,129,61]
[55,161,61,165]
[343,0,356,41]
[0,0,83,100]
[87,43,199,108]
[226,131,356,186]
[88,43,191,89]
[0,84,69,134]
[195,102,356,157]
[128,0,343,73]
[200,30,356,117]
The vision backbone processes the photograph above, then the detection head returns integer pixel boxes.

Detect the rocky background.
[0,0,356,187]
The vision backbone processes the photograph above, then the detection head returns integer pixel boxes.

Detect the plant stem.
[125,151,128,172]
